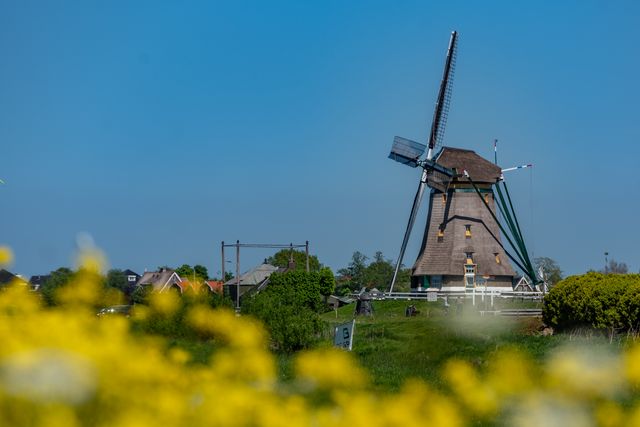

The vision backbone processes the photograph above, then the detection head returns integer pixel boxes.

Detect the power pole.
[236,240,240,311]
[305,240,310,272]
[221,241,225,282]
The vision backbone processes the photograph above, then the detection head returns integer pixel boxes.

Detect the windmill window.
[494,253,501,264]
[442,194,447,204]
[465,225,472,238]
[484,193,490,203]
[465,252,474,264]
[437,228,444,242]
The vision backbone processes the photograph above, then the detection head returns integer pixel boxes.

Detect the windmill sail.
[427,31,457,159]
[388,31,459,293]
[388,136,427,168]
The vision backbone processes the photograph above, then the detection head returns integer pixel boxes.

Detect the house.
[135,268,182,293]
[224,263,280,302]
[513,276,535,292]
[327,295,355,310]
[205,280,224,294]
[29,274,51,291]
[0,269,28,289]
[122,269,141,292]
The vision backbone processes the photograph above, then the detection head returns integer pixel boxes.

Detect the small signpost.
[427,291,438,302]
[334,320,355,351]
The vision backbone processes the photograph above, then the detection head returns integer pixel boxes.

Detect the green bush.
[543,272,640,332]
[243,269,335,352]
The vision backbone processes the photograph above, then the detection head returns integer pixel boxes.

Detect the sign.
[334,320,355,350]
[427,291,438,302]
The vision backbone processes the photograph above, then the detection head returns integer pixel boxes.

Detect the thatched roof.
[436,147,502,184]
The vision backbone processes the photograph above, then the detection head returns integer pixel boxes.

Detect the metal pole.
[221,241,225,282]
[305,240,309,272]
[494,139,498,165]
[236,240,240,311]
[289,242,293,266]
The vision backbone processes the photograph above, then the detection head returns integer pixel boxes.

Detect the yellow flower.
[443,359,498,417]
[0,246,13,266]
[295,347,369,390]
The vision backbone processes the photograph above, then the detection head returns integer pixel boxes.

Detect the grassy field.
[319,298,561,391]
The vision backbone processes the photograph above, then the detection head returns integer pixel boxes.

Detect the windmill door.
[464,264,476,289]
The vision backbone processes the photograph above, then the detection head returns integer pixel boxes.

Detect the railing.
[479,308,542,317]
[377,290,544,300]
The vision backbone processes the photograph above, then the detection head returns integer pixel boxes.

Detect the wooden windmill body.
[387,32,536,292]
[412,147,515,291]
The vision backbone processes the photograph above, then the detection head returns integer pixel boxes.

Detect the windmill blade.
[427,31,458,159]
[388,136,427,168]
[389,170,428,292]
[501,164,533,173]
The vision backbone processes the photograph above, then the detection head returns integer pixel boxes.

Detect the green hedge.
[543,272,640,332]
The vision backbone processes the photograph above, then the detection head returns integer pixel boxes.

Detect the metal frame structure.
[220,241,310,311]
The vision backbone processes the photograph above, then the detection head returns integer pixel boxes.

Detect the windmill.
[388,31,537,292]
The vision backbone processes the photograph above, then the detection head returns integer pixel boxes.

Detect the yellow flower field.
[0,248,639,426]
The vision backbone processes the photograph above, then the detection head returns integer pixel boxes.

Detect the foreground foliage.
[4,247,640,425]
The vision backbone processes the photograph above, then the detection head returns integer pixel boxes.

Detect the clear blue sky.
[2,1,639,278]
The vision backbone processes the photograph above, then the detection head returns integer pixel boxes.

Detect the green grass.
[319,299,560,391]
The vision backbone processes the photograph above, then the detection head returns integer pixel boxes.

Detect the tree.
[40,267,74,306]
[243,269,334,352]
[194,265,209,280]
[603,259,629,275]
[105,269,128,293]
[175,264,194,279]
[131,285,152,305]
[337,251,368,293]
[266,249,321,272]
[364,251,394,289]
[534,257,563,287]
[175,264,209,281]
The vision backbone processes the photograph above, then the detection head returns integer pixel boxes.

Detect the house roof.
[436,147,502,183]
[136,269,182,291]
[0,269,17,285]
[224,264,279,286]
[205,280,224,292]
[122,269,140,277]
[0,270,28,288]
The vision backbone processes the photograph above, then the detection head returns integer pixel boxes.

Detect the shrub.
[243,269,335,352]
[543,272,640,332]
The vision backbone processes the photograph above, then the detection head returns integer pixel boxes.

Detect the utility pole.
[221,241,225,282]
[236,240,240,312]
[305,240,309,272]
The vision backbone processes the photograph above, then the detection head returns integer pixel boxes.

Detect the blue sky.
[1,1,639,278]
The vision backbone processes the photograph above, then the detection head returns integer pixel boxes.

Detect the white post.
[472,288,475,306]
[491,290,494,308]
